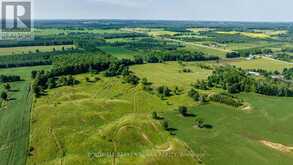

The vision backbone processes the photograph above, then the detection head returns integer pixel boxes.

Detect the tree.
[152,112,158,120]
[32,83,42,97]
[195,118,205,128]
[47,78,57,89]
[157,86,172,97]
[141,78,149,85]
[162,121,169,130]
[123,74,140,85]
[179,106,188,116]
[1,91,8,101]
[31,71,37,79]
[226,52,240,58]
[188,89,200,101]
[3,83,11,91]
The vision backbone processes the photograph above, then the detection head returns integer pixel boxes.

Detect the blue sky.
[34,0,293,22]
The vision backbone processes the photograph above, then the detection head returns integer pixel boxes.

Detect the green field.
[0,65,52,80]
[164,93,293,165]
[98,46,140,59]
[0,45,74,56]
[0,81,32,165]
[131,62,212,88]
[2,23,293,165]
[28,74,199,165]
[0,65,52,165]
[222,57,293,71]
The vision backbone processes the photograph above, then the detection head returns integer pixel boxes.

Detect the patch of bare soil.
[260,140,293,153]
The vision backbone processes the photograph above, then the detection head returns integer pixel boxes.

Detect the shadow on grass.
[182,113,197,117]
[202,124,213,129]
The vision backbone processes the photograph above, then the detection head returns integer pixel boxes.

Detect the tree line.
[0,75,21,83]
[206,66,293,97]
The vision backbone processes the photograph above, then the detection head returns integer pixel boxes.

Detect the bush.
[157,86,172,97]
[188,89,200,101]
[152,112,158,120]
[179,106,188,116]
[209,93,243,107]
[162,121,169,130]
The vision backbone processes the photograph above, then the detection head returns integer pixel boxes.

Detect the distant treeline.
[0,40,73,48]
[145,51,219,63]
[109,37,183,51]
[0,75,21,83]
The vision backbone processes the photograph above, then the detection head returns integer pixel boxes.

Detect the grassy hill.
[28,74,199,165]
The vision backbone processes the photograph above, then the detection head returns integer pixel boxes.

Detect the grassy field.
[131,62,212,88]
[27,59,293,165]
[217,31,272,39]
[3,26,293,165]
[0,81,32,165]
[163,93,293,165]
[28,74,199,165]
[0,45,74,56]
[0,65,51,165]
[222,57,293,71]
[98,46,140,59]
[0,65,52,80]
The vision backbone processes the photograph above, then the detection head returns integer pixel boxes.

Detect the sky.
[33,0,293,22]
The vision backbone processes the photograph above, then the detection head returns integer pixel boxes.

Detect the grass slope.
[28,74,198,165]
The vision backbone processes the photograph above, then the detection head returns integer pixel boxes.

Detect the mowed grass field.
[163,93,293,165]
[222,57,293,71]
[98,46,140,59]
[131,62,212,88]
[28,74,199,165]
[0,65,52,80]
[0,45,74,56]
[0,65,51,165]
[0,82,32,165]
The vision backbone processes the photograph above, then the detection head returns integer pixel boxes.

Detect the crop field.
[216,31,273,39]
[0,45,74,56]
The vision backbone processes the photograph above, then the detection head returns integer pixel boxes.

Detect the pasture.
[131,62,212,88]
[98,46,140,59]
[163,93,293,165]
[222,57,293,71]
[28,74,199,165]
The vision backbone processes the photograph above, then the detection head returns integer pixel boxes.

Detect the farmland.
[1,20,293,165]
[0,45,74,56]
